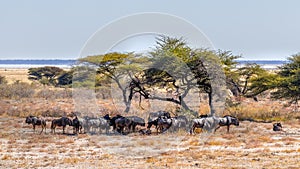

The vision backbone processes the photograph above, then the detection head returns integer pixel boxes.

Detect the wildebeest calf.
[273,123,283,131]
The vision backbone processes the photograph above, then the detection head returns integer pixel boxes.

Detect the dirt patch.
[0,117,299,168]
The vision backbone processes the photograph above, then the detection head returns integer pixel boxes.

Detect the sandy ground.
[0,69,31,84]
[0,117,299,169]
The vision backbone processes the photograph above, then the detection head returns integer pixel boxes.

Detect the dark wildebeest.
[273,123,283,131]
[157,116,172,133]
[148,111,171,122]
[148,116,172,134]
[139,129,151,135]
[190,116,220,134]
[215,115,239,133]
[25,116,46,134]
[126,116,145,132]
[51,117,73,134]
[114,117,132,134]
[103,114,123,132]
[198,114,209,118]
[72,116,82,134]
[147,118,159,133]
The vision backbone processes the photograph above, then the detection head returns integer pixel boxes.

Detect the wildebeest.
[114,117,132,134]
[169,115,189,132]
[148,116,172,134]
[126,116,145,132]
[148,111,171,122]
[157,116,172,133]
[215,115,239,133]
[189,116,220,134]
[103,114,124,132]
[25,116,46,134]
[190,118,206,134]
[139,129,151,135]
[98,117,110,134]
[82,116,109,134]
[273,122,283,131]
[72,116,82,134]
[147,118,159,133]
[51,117,73,134]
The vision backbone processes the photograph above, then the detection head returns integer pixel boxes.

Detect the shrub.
[0,81,35,99]
[0,75,7,84]
[36,88,72,99]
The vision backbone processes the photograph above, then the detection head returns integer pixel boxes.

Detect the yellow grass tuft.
[63,157,83,164]
[146,157,159,163]
[1,154,13,160]
[205,140,224,146]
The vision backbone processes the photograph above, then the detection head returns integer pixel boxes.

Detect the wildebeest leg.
[105,126,109,134]
[63,126,66,134]
[190,124,197,135]
[214,125,221,132]
[52,126,55,134]
[51,122,54,134]
[40,125,44,135]
[80,126,83,134]
[52,125,56,134]
[40,122,46,134]
[227,125,230,133]
[189,125,193,135]
[132,124,137,132]
[32,124,36,132]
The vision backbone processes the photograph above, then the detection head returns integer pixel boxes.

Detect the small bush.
[0,82,35,99]
[0,75,7,84]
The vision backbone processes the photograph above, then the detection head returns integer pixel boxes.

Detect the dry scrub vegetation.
[0,68,300,168]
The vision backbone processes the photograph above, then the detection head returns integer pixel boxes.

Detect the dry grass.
[0,69,31,84]
[1,68,300,168]
[0,117,299,169]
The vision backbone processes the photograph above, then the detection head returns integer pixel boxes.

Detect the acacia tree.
[78,52,148,112]
[272,54,300,106]
[28,66,64,86]
[127,36,229,116]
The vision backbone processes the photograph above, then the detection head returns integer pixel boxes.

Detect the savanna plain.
[0,68,300,169]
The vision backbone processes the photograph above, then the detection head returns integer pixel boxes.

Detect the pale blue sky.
[0,0,299,60]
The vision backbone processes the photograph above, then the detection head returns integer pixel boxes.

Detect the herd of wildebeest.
[24,110,283,136]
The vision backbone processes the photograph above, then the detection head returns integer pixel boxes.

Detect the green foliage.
[272,54,300,104]
[57,70,73,86]
[78,52,145,112]
[246,69,278,97]
[28,66,64,86]
[71,66,96,88]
